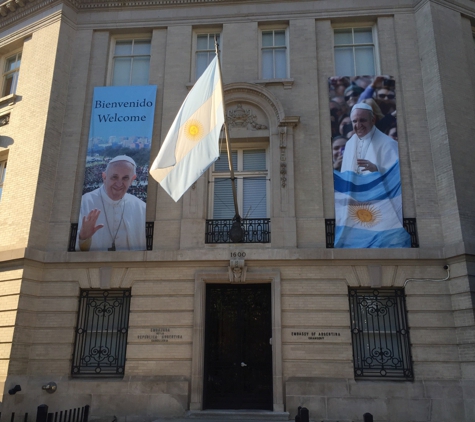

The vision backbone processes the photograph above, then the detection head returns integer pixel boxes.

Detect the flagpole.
[215,38,243,242]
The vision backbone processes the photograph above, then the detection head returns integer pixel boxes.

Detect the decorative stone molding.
[279,127,287,188]
[254,78,294,89]
[228,258,247,283]
[0,0,239,19]
[226,103,267,130]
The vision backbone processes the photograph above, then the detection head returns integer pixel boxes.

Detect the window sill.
[0,93,17,107]
[254,78,294,89]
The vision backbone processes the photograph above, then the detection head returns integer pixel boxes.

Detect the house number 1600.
[230,252,246,258]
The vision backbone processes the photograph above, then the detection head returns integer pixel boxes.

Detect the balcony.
[325,218,419,248]
[205,218,271,244]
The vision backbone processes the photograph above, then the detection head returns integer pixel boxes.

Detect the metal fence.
[0,404,89,422]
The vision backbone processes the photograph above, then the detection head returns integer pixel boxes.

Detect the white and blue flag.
[334,161,411,248]
[150,56,224,201]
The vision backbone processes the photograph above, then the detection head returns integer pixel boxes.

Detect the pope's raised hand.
[79,209,104,240]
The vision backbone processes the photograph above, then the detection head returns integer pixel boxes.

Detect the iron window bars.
[349,288,413,380]
[72,290,131,377]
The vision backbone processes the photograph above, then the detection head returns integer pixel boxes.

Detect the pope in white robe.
[335,103,410,248]
[341,104,399,175]
[77,155,146,251]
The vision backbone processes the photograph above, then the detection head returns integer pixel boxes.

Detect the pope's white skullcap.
[350,103,373,116]
[108,155,136,167]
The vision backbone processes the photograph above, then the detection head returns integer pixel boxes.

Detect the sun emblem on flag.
[184,119,205,141]
[349,203,382,227]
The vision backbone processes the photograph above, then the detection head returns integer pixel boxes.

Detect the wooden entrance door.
[203,283,273,410]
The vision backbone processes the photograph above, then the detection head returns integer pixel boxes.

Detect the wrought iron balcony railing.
[325,218,419,248]
[205,218,271,243]
[68,222,154,251]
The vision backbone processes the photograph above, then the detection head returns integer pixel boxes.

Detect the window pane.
[355,46,375,76]
[334,29,353,45]
[274,30,286,46]
[243,177,266,218]
[196,53,210,79]
[214,151,237,172]
[354,28,373,44]
[133,40,151,55]
[112,58,132,86]
[243,150,266,171]
[131,57,150,85]
[0,162,6,184]
[2,74,14,96]
[197,34,209,50]
[262,50,274,79]
[262,32,274,47]
[115,40,133,56]
[213,178,236,219]
[334,47,354,76]
[5,55,20,72]
[274,49,287,78]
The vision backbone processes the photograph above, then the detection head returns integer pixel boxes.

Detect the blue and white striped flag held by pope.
[150,55,224,201]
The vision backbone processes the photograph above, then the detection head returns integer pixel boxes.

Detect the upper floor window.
[72,289,131,377]
[0,159,6,201]
[195,33,220,80]
[210,148,268,219]
[261,29,288,79]
[334,27,376,76]
[2,51,21,97]
[349,287,413,380]
[111,39,151,86]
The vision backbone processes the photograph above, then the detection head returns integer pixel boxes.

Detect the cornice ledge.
[77,0,232,8]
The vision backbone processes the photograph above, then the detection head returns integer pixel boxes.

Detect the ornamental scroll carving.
[228,258,247,283]
[226,103,267,131]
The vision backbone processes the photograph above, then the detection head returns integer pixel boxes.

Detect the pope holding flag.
[150,55,224,201]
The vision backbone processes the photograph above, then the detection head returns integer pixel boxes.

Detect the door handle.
[241,362,247,367]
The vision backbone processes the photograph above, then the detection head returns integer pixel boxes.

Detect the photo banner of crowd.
[76,85,157,252]
[329,75,410,248]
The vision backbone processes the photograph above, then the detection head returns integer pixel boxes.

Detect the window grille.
[349,288,413,380]
[72,290,131,377]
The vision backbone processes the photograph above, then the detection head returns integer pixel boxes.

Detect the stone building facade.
[0,0,474,421]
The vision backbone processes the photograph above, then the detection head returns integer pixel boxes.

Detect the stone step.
[188,410,291,420]
[159,410,291,421]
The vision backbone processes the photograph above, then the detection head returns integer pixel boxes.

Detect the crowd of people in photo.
[82,156,149,202]
[329,75,398,172]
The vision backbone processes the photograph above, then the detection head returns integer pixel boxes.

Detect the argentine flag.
[150,56,224,201]
[334,161,411,248]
